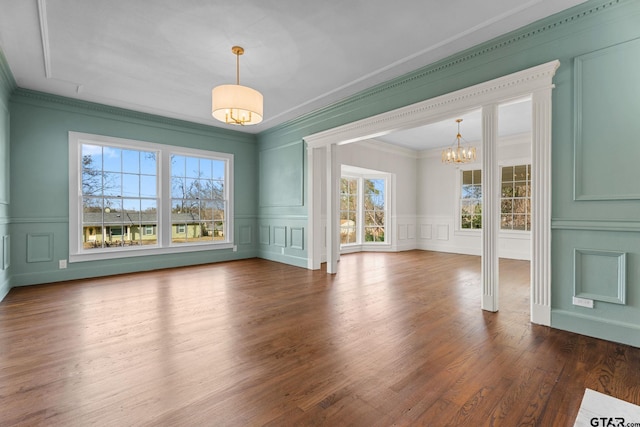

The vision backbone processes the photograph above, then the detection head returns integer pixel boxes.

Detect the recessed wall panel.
[27,233,54,263]
[574,249,626,305]
[0,107,9,205]
[574,38,640,200]
[290,227,304,250]
[273,226,287,248]
[2,235,8,270]
[259,225,270,245]
[259,143,303,207]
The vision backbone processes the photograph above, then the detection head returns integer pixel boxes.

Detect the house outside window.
[80,144,158,248]
[171,154,226,244]
[69,132,234,262]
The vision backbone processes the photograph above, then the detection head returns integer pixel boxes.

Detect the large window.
[340,178,358,244]
[501,164,531,231]
[459,165,531,231]
[81,144,158,249]
[460,169,482,230]
[69,132,233,262]
[170,155,226,244]
[363,179,386,242]
[340,175,387,246]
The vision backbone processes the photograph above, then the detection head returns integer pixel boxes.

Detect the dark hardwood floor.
[0,251,638,426]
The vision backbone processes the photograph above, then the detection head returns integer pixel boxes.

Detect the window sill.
[69,242,235,263]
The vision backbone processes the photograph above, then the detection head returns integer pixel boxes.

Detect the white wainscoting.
[417,215,530,260]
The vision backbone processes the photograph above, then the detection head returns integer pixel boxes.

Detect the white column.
[326,144,339,274]
[482,104,499,312]
[530,88,553,325]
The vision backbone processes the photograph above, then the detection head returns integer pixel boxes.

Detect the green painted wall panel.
[0,48,14,301]
[9,91,258,287]
[574,38,640,200]
[259,142,304,207]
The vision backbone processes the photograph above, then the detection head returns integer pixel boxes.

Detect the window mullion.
[357,177,364,244]
[160,150,171,248]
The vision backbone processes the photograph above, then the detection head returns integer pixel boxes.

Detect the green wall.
[257,0,640,347]
[9,89,258,286]
[0,49,13,300]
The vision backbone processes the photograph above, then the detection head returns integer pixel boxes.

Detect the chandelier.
[441,118,476,164]
[212,46,263,126]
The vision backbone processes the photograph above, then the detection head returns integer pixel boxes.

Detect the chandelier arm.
[441,118,476,164]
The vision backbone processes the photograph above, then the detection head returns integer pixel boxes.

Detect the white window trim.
[454,160,532,237]
[340,172,391,249]
[498,158,532,234]
[455,164,482,236]
[69,132,234,263]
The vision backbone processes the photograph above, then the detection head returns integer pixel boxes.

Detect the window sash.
[69,132,234,263]
[340,175,388,246]
[500,164,531,231]
[459,168,482,230]
[458,165,532,231]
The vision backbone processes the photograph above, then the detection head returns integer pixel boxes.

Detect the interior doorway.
[305,60,559,326]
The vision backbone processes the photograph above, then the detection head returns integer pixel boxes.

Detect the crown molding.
[0,48,17,98]
[265,0,622,141]
[305,60,559,148]
[11,88,255,144]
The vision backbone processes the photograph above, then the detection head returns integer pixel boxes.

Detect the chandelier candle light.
[212,46,263,125]
[441,118,477,164]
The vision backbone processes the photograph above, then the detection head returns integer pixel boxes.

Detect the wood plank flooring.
[0,251,638,426]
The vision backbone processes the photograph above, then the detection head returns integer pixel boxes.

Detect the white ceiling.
[0,0,584,138]
[377,97,533,151]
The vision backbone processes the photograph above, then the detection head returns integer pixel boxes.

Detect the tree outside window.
[340,178,358,244]
[364,179,385,242]
[81,144,158,249]
[171,155,226,244]
[459,165,532,231]
[70,132,233,262]
[461,169,482,229]
[340,176,386,245]
[501,164,531,231]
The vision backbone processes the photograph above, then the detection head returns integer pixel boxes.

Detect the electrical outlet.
[572,296,593,308]
[233,245,238,252]
[59,259,67,269]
